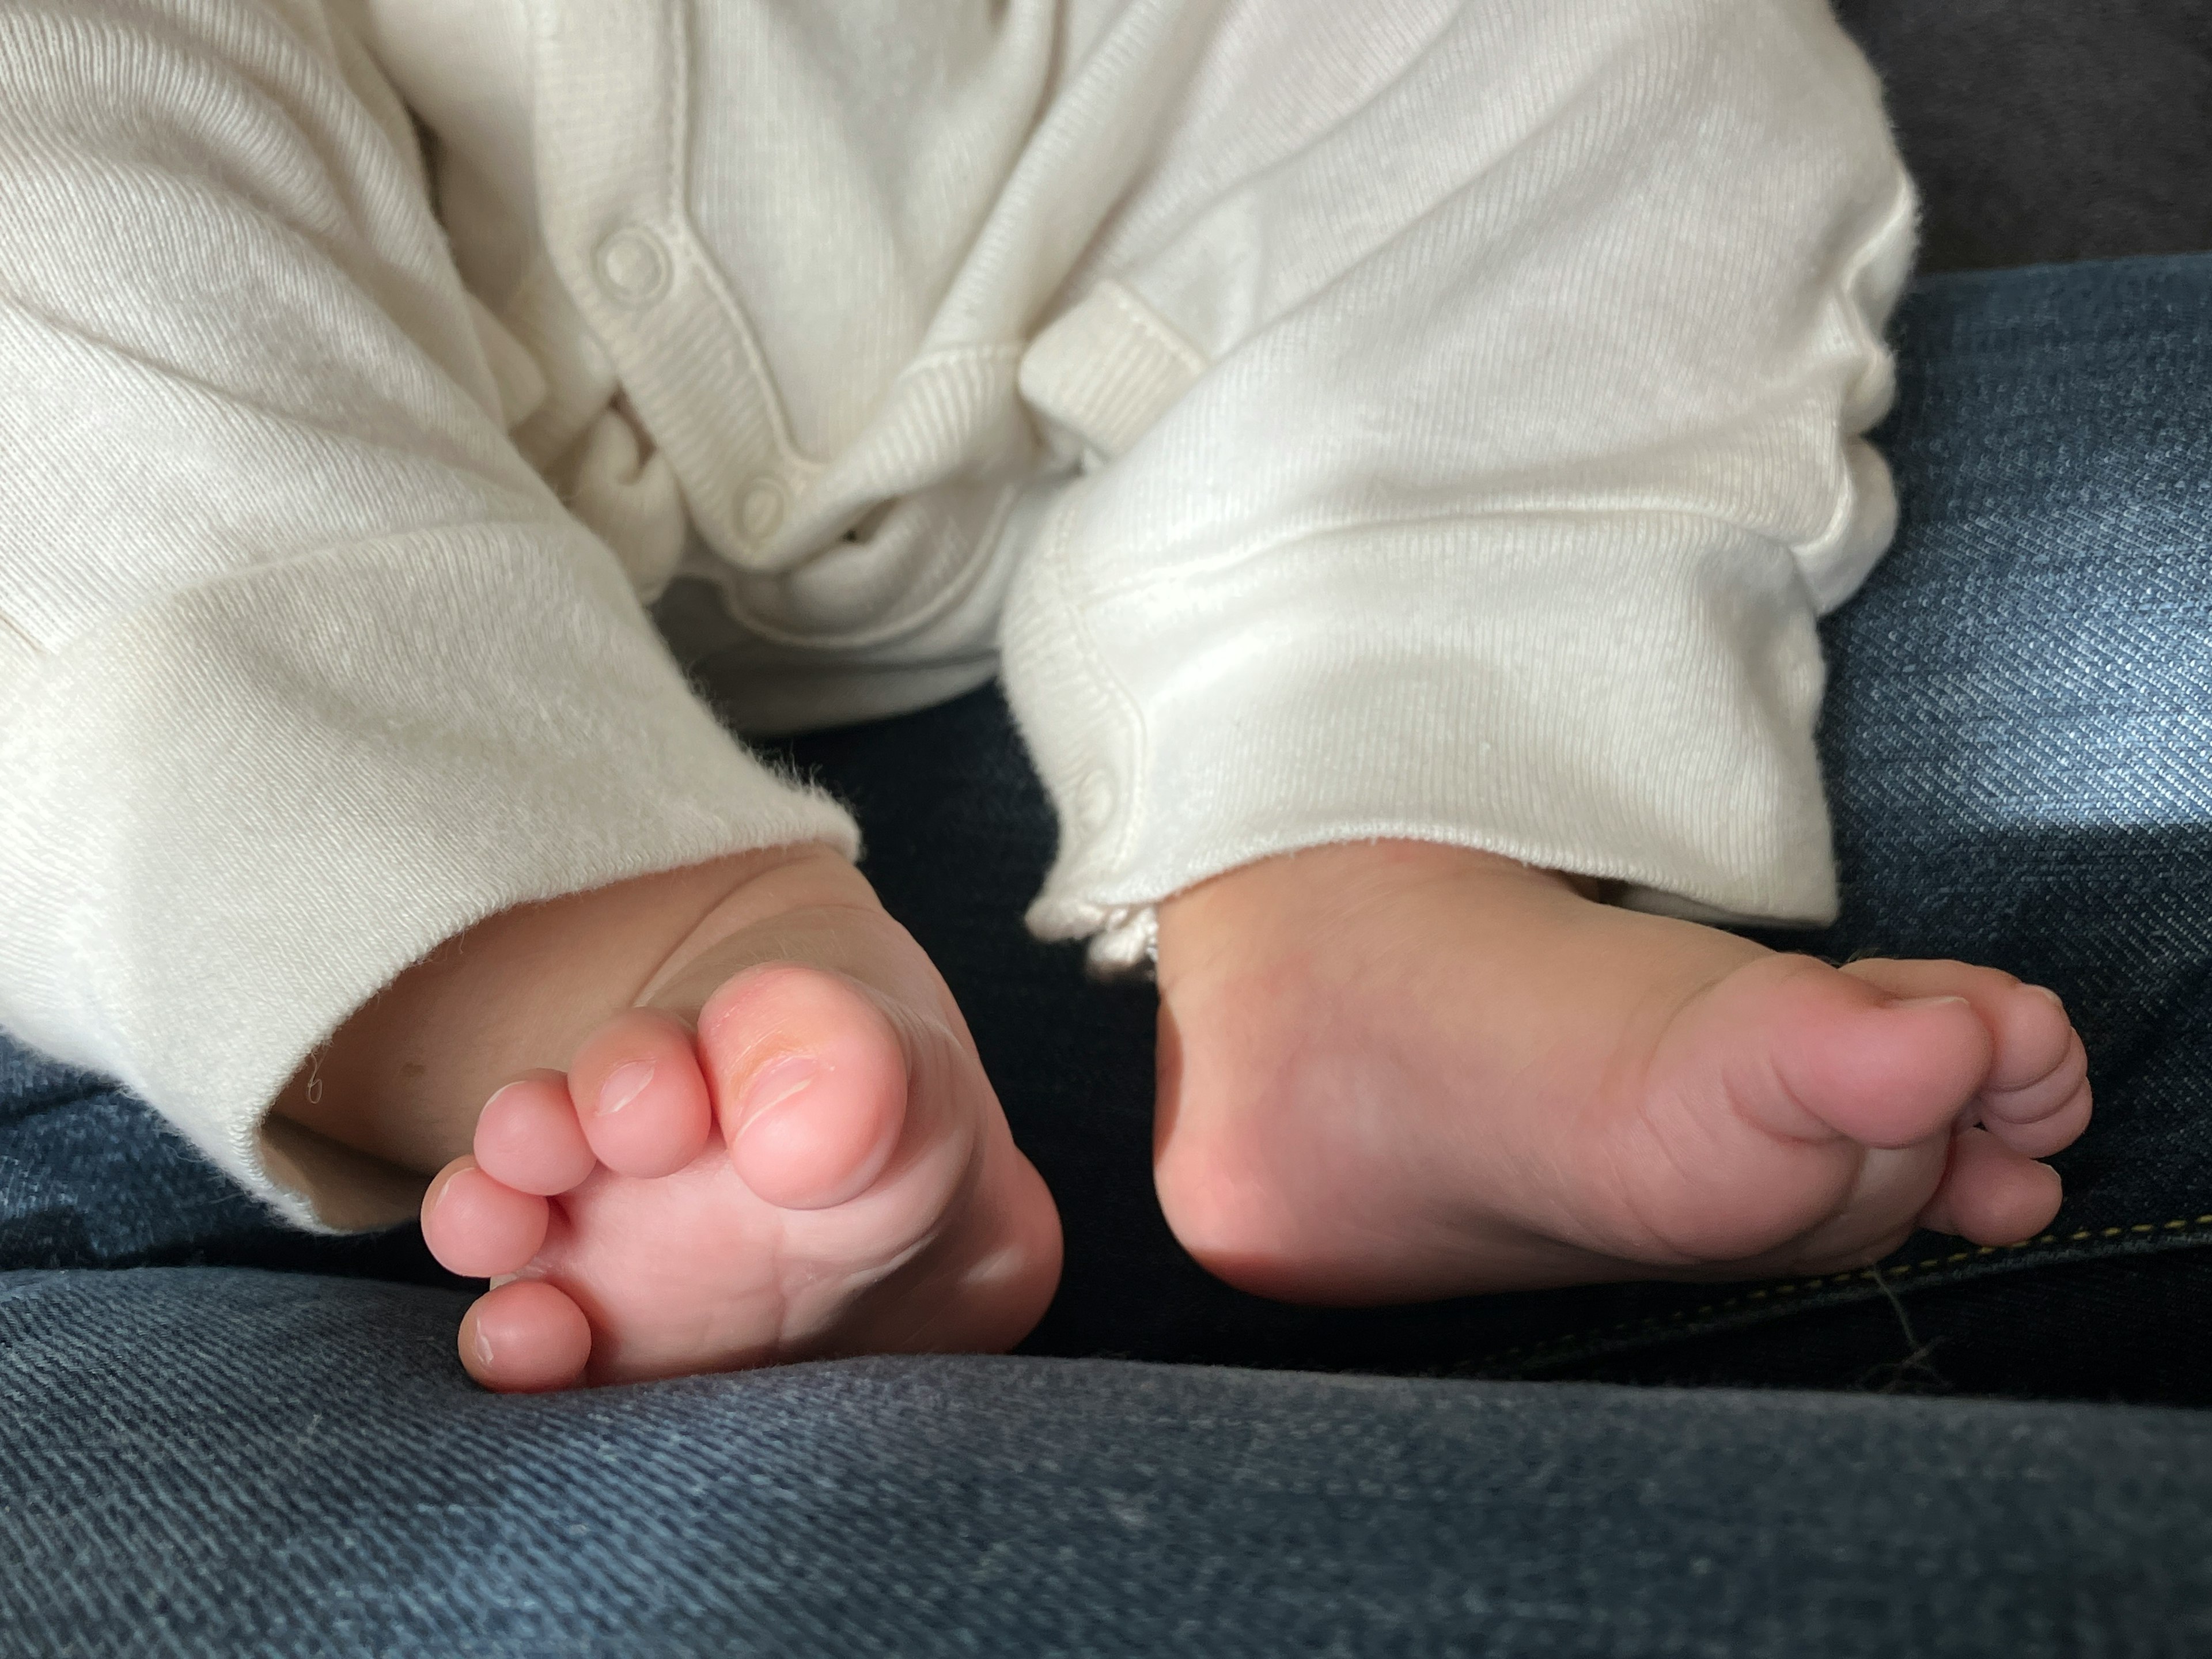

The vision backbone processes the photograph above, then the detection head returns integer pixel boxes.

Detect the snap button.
[592,227,671,306]
[737,477,788,541]
[1075,770,1114,831]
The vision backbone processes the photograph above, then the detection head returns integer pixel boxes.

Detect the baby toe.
[1916,1126,2064,1246]
[475,1071,598,1196]
[1980,1067,2093,1161]
[459,1279,593,1393]
[1975,983,2091,1128]
[1971,981,2077,1092]
[422,1156,550,1278]
[568,1009,714,1179]
[698,963,910,1211]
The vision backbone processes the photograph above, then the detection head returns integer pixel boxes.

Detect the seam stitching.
[1477,1211,2212,1370]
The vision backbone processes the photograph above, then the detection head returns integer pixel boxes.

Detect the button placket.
[539,1,819,571]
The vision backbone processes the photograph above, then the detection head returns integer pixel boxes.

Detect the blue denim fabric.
[3,253,2211,1653]
[3,1268,2210,1657]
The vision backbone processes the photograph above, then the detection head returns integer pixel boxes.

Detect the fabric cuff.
[1007,508,1838,974]
[0,523,857,1228]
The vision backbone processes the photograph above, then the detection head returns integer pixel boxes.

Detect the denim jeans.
[5,252,2211,1654]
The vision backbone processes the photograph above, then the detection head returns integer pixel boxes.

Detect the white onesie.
[0,0,1914,1225]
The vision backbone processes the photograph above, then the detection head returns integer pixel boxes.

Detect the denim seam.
[1475,1210,2212,1374]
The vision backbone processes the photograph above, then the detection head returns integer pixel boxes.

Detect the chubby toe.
[1977,1028,2092,1158]
[475,1071,598,1196]
[699,963,910,1211]
[1830,961,2094,1166]
[1738,959,1993,1149]
[1981,983,2081,1092]
[568,1009,715,1179]
[1917,1127,2063,1245]
[460,1279,592,1392]
[422,1157,550,1278]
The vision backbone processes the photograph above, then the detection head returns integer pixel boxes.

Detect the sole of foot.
[422,939,1060,1392]
[1152,842,2091,1305]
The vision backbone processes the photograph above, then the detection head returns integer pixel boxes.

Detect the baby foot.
[419,897,1059,1391]
[1152,840,2092,1305]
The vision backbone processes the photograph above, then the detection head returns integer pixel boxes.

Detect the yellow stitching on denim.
[1478,1212,2212,1367]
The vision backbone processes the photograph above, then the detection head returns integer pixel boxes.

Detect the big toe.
[697,963,911,1211]
[1840,961,2093,1158]
[1708,956,1995,1150]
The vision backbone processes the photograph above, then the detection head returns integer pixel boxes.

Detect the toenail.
[2027,984,2066,1011]
[1890,995,1969,1010]
[963,1245,1025,1287]
[596,1060,656,1116]
[736,1054,820,1132]
[473,1323,496,1369]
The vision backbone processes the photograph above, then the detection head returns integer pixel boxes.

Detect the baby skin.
[279,844,1063,1392]
[282,838,2088,1391]
[1152,840,2090,1303]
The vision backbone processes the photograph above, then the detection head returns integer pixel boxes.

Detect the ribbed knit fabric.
[0,0,1911,1223]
